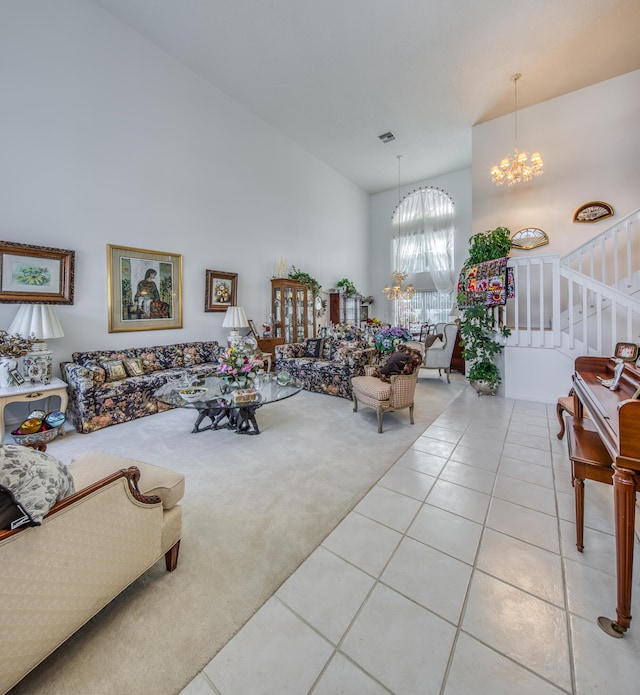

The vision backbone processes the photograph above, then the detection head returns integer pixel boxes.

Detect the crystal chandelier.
[383,271,415,300]
[384,155,416,301]
[490,73,543,186]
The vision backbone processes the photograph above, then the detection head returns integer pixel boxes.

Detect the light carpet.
[10,373,466,695]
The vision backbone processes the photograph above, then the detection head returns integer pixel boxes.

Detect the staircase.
[501,208,640,401]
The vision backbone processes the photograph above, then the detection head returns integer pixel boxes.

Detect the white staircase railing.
[560,207,640,290]
[505,208,640,355]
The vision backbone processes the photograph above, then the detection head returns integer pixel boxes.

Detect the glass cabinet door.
[284,286,294,343]
[273,286,282,338]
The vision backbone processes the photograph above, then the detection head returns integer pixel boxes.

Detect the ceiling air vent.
[378,131,395,143]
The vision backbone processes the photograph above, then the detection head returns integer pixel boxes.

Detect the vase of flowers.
[0,331,34,388]
[374,326,412,355]
[217,344,264,385]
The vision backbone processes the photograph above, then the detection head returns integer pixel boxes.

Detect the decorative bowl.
[179,387,207,403]
[11,426,60,446]
[276,370,291,386]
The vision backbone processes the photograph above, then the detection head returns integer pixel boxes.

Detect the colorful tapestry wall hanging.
[457,257,514,308]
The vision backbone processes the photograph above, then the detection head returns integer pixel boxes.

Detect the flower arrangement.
[366,317,381,326]
[217,345,264,379]
[214,280,231,304]
[333,323,361,341]
[374,326,412,354]
[0,331,34,358]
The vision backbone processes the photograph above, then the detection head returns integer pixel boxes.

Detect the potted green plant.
[458,226,512,395]
[335,278,358,297]
[287,266,321,295]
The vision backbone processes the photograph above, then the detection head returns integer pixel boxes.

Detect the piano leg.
[598,465,636,637]
[572,475,585,552]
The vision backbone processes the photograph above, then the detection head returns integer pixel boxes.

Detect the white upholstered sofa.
[0,450,184,694]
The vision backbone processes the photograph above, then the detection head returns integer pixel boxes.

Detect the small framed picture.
[614,342,639,362]
[247,319,259,340]
[9,368,25,385]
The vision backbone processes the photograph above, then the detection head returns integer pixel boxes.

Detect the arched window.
[391,187,455,294]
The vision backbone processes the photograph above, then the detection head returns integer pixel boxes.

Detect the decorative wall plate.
[573,201,614,223]
[511,227,549,250]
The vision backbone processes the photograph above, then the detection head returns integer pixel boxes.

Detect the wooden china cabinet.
[271,279,316,343]
[328,291,362,326]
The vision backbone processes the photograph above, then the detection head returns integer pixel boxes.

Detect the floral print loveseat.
[61,341,220,433]
[274,326,374,400]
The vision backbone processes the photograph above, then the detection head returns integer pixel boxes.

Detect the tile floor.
[181,388,640,695]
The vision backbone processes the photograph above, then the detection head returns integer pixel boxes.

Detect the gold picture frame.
[573,201,614,223]
[107,244,182,333]
[204,270,237,312]
[613,342,639,362]
[0,241,75,304]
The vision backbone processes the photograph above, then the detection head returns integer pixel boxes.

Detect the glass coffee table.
[154,375,302,435]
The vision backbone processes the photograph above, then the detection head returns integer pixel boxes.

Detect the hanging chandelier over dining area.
[490,73,543,186]
[383,271,415,300]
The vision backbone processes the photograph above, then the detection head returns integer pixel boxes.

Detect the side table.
[0,377,69,442]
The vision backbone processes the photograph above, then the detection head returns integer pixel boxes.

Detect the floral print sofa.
[61,341,220,433]
[274,326,374,400]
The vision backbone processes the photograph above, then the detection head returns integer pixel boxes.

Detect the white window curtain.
[391,187,455,294]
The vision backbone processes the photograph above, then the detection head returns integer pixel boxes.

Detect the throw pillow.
[424,333,443,348]
[429,337,445,349]
[122,357,145,377]
[378,350,409,377]
[0,444,75,527]
[304,338,324,359]
[101,359,128,382]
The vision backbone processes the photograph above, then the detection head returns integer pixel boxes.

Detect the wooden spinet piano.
[568,356,640,637]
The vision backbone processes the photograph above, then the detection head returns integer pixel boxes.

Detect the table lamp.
[8,304,64,382]
[222,306,249,347]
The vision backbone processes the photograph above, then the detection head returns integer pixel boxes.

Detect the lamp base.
[23,349,52,383]
[227,330,242,348]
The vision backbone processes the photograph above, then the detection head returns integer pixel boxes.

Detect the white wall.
[473,70,640,402]
[0,0,369,377]
[368,168,472,324]
[472,70,640,258]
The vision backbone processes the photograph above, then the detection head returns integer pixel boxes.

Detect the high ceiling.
[92,0,640,193]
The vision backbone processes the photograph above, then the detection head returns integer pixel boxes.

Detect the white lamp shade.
[222,306,249,330]
[8,304,64,340]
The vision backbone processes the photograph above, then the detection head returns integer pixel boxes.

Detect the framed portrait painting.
[0,241,75,304]
[205,270,237,312]
[107,244,182,332]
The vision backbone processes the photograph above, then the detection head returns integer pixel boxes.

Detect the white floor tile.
[381,537,472,623]
[204,598,333,695]
[564,557,617,623]
[498,456,555,489]
[312,653,388,695]
[505,430,551,452]
[426,478,491,524]
[354,485,422,532]
[458,432,505,454]
[396,448,448,476]
[407,503,483,564]
[502,442,553,467]
[493,474,557,515]
[450,444,501,472]
[462,572,572,691]
[322,511,402,578]
[378,464,436,501]
[341,583,456,695]
[412,436,457,459]
[487,497,560,553]
[179,674,216,695]
[421,424,464,444]
[444,632,564,695]
[571,612,640,694]
[439,459,496,494]
[476,528,565,607]
[276,546,375,645]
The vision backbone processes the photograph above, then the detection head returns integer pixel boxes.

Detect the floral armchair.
[274,325,375,399]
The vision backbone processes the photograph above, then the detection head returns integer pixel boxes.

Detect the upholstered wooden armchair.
[409,321,458,383]
[351,362,420,433]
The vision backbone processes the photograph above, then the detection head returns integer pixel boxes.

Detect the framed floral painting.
[107,244,182,332]
[0,241,75,304]
[205,270,237,312]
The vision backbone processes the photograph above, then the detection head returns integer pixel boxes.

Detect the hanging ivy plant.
[288,266,321,294]
[465,226,512,265]
[336,278,358,297]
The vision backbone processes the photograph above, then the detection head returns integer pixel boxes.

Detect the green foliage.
[336,278,358,297]
[288,266,321,294]
[465,226,512,265]
[459,304,511,390]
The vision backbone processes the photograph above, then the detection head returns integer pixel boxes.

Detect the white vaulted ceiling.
[91,0,640,193]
